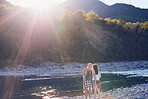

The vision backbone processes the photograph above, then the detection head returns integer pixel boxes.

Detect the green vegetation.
[61,0,148,23]
[0,5,148,64]
[58,8,148,62]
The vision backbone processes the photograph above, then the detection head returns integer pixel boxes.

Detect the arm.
[98,70,101,79]
[82,68,87,76]
[93,71,96,84]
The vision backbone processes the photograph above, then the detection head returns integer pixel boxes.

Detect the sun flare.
[7,0,64,10]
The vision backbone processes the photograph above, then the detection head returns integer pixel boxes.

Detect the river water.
[0,73,148,99]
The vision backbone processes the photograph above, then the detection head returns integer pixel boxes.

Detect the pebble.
[62,83,148,99]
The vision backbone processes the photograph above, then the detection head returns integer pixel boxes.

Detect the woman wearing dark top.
[82,63,95,99]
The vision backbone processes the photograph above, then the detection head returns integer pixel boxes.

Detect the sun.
[7,0,65,10]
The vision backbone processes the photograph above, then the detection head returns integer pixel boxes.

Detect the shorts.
[92,80,101,89]
[83,78,92,93]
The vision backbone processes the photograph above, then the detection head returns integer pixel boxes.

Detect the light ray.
[0,9,24,26]
[7,0,66,9]
[45,10,71,62]
[14,11,38,64]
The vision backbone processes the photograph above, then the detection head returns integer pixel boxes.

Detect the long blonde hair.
[87,63,92,70]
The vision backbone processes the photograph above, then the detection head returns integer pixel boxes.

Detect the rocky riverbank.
[63,83,148,99]
[0,61,147,77]
[0,61,147,99]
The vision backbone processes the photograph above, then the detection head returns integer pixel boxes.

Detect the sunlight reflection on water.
[42,96,62,99]
[31,86,58,98]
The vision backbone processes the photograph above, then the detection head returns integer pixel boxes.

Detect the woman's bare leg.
[97,88,100,99]
[93,85,96,99]
[88,90,91,98]
[85,90,88,99]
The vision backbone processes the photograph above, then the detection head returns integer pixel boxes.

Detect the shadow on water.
[0,74,148,99]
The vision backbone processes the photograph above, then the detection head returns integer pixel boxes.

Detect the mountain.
[61,0,148,22]
[0,0,13,17]
[0,0,11,5]
[0,0,6,3]
[0,0,147,64]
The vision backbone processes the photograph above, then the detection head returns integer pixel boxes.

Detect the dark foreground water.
[0,74,148,99]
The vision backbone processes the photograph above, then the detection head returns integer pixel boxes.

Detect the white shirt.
[92,70,100,81]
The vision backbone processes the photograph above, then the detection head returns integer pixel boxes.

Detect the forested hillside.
[61,0,148,23]
[0,3,148,64]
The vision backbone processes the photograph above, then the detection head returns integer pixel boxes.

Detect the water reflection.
[31,86,58,98]
[0,76,22,99]
[42,96,61,99]
[0,74,147,99]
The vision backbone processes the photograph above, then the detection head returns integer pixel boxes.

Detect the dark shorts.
[93,80,101,89]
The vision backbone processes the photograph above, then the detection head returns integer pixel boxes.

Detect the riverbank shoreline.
[0,61,147,99]
[0,61,147,77]
[62,83,148,99]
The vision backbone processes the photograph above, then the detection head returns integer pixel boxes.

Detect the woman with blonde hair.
[92,64,101,99]
[82,63,96,99]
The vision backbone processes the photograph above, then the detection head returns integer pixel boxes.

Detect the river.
[0,73,148,99]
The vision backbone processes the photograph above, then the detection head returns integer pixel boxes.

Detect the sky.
[6,0,148,9]
[6,0,66,8]
[100,0,148,8]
